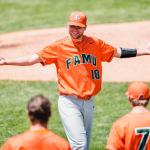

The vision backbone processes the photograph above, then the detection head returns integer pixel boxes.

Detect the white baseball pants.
[58,95,94,150]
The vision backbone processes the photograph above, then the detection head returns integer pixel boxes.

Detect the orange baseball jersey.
[106,110,150,150]
[37,35,116,99]
[1,129,71,150]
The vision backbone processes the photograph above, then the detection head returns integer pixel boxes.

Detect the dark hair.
[27,95,51,124]
[131,99,149,107]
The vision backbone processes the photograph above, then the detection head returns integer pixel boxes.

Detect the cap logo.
[74,15,80,21]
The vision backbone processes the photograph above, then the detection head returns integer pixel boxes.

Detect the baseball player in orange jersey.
[0,11,150,150]
[1,95,71,150]
[106,82,150,150]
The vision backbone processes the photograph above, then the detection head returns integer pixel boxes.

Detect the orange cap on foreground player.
[126,82,150,100]
[68,11,87,27]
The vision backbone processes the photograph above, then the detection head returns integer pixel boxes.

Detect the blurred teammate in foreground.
[1,95,71,150]
[106,82,150,150]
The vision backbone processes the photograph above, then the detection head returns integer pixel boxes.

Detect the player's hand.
[137,43,150,56]
[0,58,6,65]
[145,42,150,54]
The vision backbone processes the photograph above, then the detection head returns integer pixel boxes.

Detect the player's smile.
[69,25,86,41]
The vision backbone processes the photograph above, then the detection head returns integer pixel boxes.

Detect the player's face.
[69,25,86,41]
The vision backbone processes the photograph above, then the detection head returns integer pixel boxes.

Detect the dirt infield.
[0,21,150,82]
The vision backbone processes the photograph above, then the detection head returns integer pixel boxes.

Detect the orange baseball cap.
[68,11,87,27]
[126,82,150,100]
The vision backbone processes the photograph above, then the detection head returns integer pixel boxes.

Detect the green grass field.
[0,81,149,149]
[0,0,150,33]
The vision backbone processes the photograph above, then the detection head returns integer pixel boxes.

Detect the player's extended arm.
[114,44,150,58]
[0,54,41,66]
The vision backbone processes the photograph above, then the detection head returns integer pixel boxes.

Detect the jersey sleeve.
[99,40,117,62]
[106,121,125,150]
[37,42,59,66]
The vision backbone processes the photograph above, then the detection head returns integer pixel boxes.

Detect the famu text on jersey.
[66,54,97,69]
